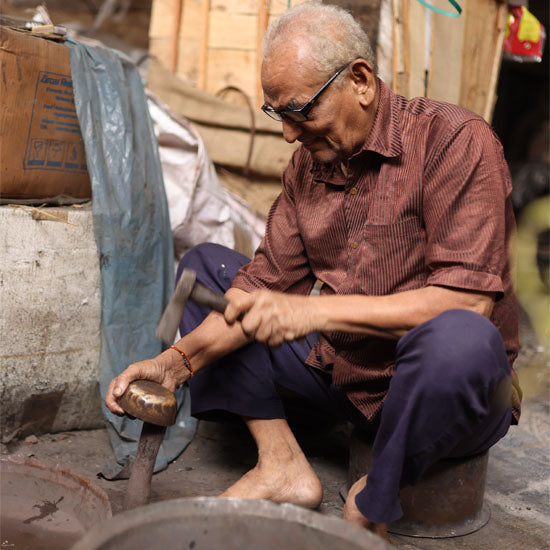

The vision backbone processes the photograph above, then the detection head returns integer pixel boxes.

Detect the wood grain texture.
[427,3,465,105]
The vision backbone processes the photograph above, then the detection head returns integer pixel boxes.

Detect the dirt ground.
[2,363,549,550]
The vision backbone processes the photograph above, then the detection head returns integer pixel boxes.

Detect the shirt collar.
[310,79,402,183]
[359,79,402,159]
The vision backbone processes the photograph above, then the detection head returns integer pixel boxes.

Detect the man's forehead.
[261,48,319,108]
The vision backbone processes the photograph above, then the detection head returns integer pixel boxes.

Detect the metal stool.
[347,429,491,539]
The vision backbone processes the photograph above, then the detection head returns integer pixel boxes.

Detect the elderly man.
[106,2,521,541]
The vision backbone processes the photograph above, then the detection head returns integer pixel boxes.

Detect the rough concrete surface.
[0,205,103,438]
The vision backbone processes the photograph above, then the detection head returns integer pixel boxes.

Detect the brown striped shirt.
[232,80,520,423]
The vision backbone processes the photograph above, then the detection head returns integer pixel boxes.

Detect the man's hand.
[224,289,319,347]
[105,349,192,416]
[226,285,496,343]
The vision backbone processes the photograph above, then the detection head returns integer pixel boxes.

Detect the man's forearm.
[170,287,251,381]
[105,290,251,416]
[313,285,495,339]
[174,310,250,371]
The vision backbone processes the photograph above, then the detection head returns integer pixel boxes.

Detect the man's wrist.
[166,346,194,380]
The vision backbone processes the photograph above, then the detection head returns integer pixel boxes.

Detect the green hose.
[415,0,462,17]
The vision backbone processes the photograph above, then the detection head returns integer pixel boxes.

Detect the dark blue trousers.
[178,243,513,524]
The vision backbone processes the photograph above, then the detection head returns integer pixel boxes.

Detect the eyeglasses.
[261,62,351,123]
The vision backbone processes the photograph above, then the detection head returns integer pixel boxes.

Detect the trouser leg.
[176,243,341,421]
[355,309,513,524]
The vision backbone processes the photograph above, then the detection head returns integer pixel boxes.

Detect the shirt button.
[349,187,358,195]
[351,241,359,249]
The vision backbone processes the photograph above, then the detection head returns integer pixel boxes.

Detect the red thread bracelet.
[169,345,194,376]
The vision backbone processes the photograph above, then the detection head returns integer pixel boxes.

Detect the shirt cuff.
[427,267,504,298]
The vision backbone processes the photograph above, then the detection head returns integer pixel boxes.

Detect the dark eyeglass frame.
[261,62,352,123]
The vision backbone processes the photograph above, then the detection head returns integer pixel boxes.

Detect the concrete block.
[0,204,103,438]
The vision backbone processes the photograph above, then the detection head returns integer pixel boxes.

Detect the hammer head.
[156,268,197,345]
[118,380,177,426]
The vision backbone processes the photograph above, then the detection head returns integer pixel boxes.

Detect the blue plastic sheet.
[66,39,197,477]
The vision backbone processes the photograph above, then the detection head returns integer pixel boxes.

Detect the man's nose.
[281,119,302,143]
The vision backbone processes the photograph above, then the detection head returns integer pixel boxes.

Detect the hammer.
[117,270,228,508]
[118,380,177,509]
[116,272,229,508]
[156,268,230,345]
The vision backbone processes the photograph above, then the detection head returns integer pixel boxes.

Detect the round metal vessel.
[73,497,391,550]
[0,456,112,550]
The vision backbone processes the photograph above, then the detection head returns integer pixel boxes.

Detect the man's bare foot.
[343,475,389,542]
[219,443,323,509]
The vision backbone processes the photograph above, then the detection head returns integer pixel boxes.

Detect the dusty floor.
[2,352,549,550]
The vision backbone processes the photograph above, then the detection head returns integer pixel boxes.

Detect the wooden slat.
[483,1,507,122]
[147,58,284,134]
[406,0,426,98]
[392,0,407,96]
[209,12,257,49]
[394,0,505,119]
[150,0,315,101]
[197,123,294,175]
[171,0,184,73]
[198,0,211,88]
[268,0,309,23]
[176,0,202,80]
[270,0,309,15]
[217,169,282,220]
[458,0,502,117]
[149,0,181,68]
[205,49,256,97]
[257,0,270,107]
[210,0,258,14]
[427,1,465,104]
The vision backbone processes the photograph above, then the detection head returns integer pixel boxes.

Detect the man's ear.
[349,59,376,108]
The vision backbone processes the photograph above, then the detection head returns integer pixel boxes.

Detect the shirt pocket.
[358,217,427,295]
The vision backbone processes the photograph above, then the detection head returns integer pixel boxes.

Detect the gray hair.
[262,1,376,85]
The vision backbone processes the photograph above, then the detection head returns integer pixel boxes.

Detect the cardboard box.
[0,26,91,202]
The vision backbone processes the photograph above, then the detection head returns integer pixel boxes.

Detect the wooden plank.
[177,0,203,80]
[197,122,294,176]
[171,0,184,73]
[406,0,426,98]
[217,169,282,220]
[205,49,256,97]
[198,0,211,88]
[270,0,309,16]
[458,0,502,117]
[149,0,181,67]
[483,1,507,122]
[150,0,342,101]
[427,0,465,104]
[209,12,257,49]
[147,58,284,134]
[210,0,258,14]
[392,0,407,96]
[257,0,270,107]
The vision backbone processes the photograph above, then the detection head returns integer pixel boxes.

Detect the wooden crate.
[391,0,508,121]
[149,0,310,108]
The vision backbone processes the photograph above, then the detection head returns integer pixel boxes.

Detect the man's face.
[262,56,363,164]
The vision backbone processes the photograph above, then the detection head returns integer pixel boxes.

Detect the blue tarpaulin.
[67,39,197,477]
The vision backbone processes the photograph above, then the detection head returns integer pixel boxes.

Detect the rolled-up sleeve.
[423,119,512,297]
[232,151,316,295]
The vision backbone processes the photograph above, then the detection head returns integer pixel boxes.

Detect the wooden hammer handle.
[190,282,230,314]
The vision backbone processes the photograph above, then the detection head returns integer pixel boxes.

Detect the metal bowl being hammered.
[72,497,391,550]
[0,456,112,550]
